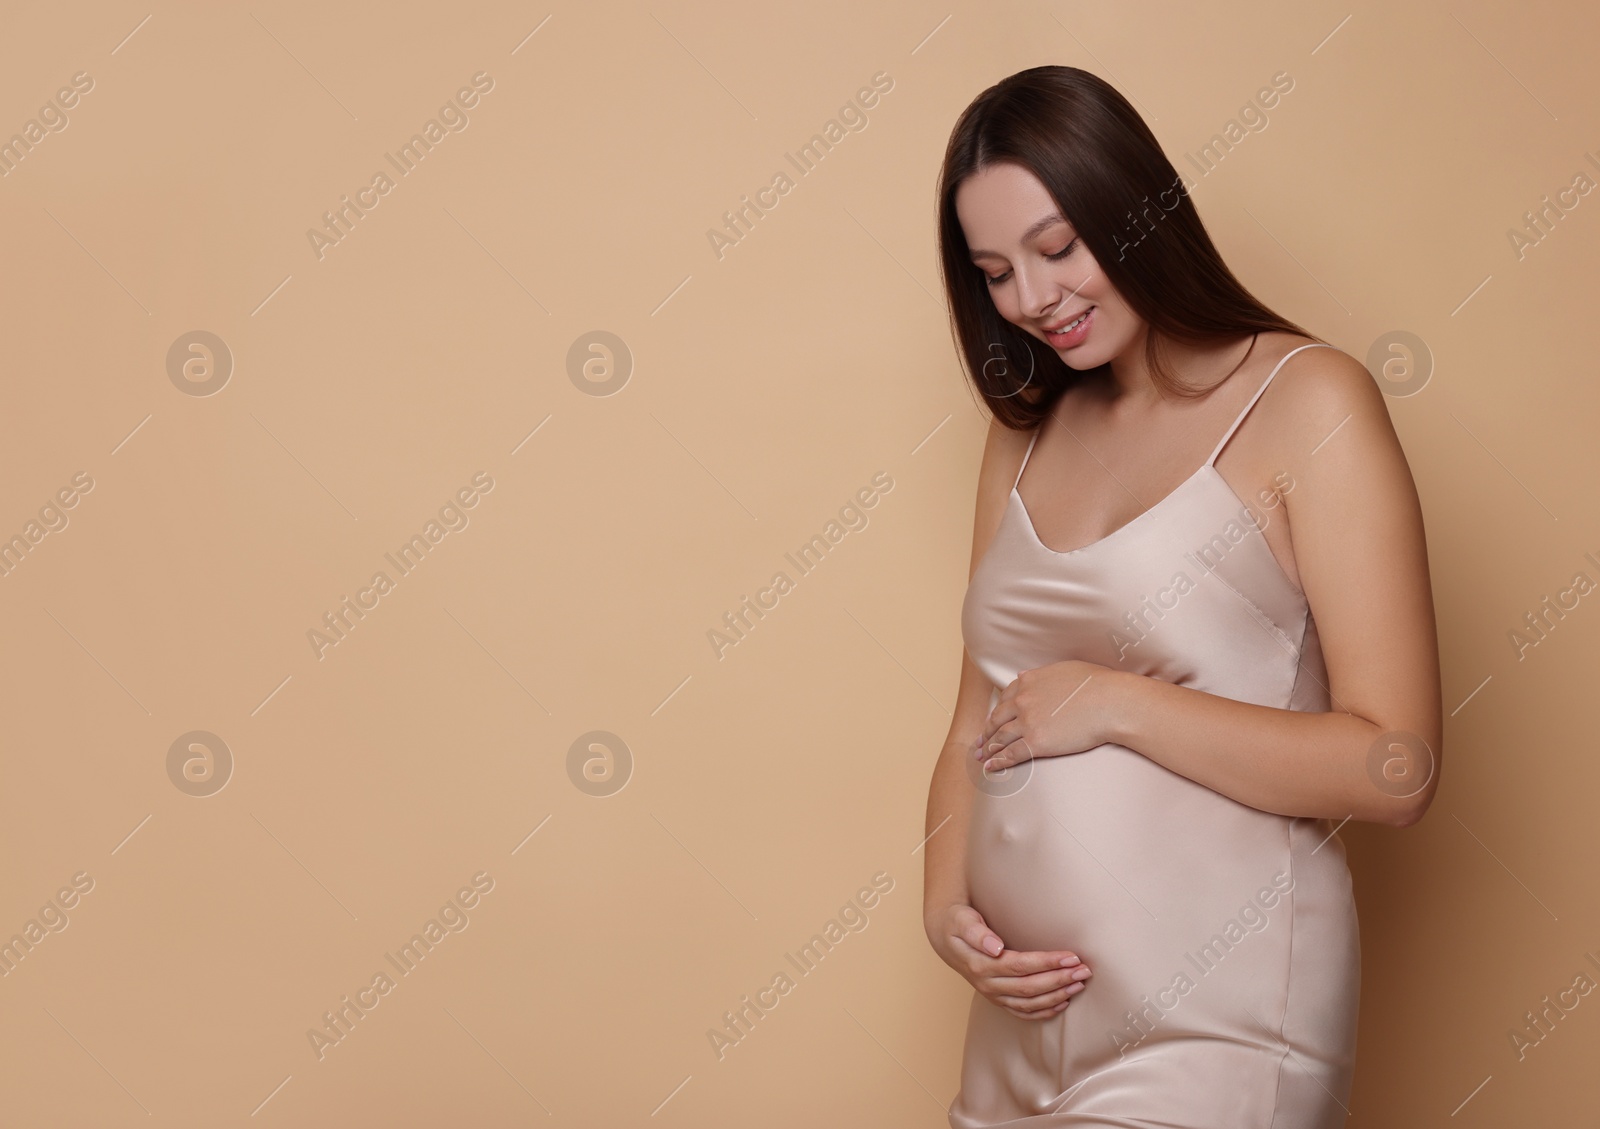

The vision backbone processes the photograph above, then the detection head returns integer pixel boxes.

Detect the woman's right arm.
[921,418,1093,1021]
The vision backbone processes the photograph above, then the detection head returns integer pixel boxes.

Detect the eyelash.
[985,238,1079,288]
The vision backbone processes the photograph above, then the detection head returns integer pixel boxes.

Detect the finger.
[996,949,1086,974]
[994,980,1088,1013]
[976,693,1019,748]
[975,720,1021,760]
[977,699,1019,747]
[1038,998,1076,1019]
[990,964,1092,998]
[1003,995,1075,1021]
[961,920,1004,958]
[979,734,1030,771]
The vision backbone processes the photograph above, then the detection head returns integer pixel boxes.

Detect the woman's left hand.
[973,660,1127,771]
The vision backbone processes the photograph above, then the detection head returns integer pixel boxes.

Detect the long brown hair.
[936,65,1321,430]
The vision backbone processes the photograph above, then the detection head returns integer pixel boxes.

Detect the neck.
[1106,327,1256,402]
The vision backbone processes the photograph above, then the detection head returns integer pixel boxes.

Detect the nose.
[1013,261,1063,322]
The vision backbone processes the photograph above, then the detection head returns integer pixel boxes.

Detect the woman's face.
[955,161,1142,370]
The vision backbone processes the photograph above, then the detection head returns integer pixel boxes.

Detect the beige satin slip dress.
[953,343,1360,1128]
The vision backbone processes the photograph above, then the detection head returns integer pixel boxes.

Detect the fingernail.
[1065,982,1085,995]
[984,938,1002,955]
[1059,956,1080,966]
[1071,967,1091,980]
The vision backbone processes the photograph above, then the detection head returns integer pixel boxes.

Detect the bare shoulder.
[1255,334,1399,465]
[968,416,1036,579]
[981,413,1037,472]
[1276,335,1386,413]
[1244,335,1426,545]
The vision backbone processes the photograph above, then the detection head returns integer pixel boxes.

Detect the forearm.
[1106,670,1431,827]
[922,740,975,922]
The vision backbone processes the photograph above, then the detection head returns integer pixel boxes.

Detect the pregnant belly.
[965,743,1294,963]
[965,744,1349,1081]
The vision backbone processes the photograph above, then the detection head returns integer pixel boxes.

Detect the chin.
[1053,342,1108,369]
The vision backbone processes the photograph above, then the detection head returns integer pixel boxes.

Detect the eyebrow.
[968,212,1070,261]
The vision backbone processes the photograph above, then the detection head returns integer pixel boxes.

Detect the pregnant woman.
[921,67,1442,1127]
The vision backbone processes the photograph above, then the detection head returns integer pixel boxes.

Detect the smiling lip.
[1043,306,1094,347]
[1042,307,1092,332]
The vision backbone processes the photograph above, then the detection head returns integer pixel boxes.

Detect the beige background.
[1,0,1596,1124]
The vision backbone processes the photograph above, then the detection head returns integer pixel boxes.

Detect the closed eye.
[984,238,1080,287]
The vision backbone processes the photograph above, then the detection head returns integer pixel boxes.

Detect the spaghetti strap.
[1013,428,1041,490]
[1205,342,1336,467]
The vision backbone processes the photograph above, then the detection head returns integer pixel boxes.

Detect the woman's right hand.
[924,902,1092,1021]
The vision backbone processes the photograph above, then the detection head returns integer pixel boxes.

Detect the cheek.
[1086,294,1121,328]
[989,291,1023,325]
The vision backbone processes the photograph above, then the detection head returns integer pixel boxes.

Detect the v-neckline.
[998,340,1333,594]
[1008,464,1304,597]
[1010,462,1212,557]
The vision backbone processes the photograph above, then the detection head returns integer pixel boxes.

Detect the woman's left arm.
[977,348,1443,828]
